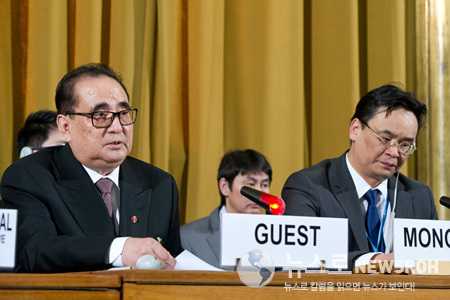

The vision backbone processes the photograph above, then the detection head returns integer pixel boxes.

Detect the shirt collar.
[345,153,388,199]
[219,204,227,217]
[82,165,120,188]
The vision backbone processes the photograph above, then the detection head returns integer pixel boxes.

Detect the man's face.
[348,107,418,187]
[221,172,270,214]
[58,75,133,175]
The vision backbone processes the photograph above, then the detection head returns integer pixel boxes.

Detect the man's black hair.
[55,63,129,115]
[16,110,59,155]
[351,83,427,130]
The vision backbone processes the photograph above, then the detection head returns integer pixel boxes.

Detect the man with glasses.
[282,84,438,270]
[1,63,182,272]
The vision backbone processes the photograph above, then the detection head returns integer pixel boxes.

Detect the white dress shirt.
[345,154,392,266]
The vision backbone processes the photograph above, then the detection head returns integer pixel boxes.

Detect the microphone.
[439,196,450,209]
[385,171,400,254]
[240,186,285,215]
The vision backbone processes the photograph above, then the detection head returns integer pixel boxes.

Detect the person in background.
[17,110,66,158]
[1,63,182,272]
[181,149,272,269]
[282,84,438,270]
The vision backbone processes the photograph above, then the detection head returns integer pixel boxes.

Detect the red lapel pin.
[131,216,138,223]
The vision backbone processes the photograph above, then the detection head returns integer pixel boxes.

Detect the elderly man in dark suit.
[282,84,438,270]
[1,63,182,273]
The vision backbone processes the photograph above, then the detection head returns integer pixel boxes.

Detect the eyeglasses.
[361,120,416,156]
[66,108,138,128]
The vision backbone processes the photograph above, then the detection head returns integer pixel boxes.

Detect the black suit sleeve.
[161,175,183,256]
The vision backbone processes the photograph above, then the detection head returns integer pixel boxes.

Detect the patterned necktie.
[96,178,114,217]
[365,189,385,252]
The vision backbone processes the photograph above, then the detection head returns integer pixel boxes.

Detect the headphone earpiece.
[19,146,33,158]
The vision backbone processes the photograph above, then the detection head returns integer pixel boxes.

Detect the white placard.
[394,218,450,268]
[221,213,348,269]
[0,209,18,269]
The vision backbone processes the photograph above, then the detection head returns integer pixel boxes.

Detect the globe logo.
[236,249,275,288]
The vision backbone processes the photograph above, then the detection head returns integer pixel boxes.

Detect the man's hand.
[370,252,394,262]
[121,238,176,270]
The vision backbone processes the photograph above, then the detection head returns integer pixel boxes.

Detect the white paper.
[174,250,224,271]
[107,266,132,271]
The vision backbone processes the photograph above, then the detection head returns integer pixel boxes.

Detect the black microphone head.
[240,186,285,215]
[240,186,264,200]
[439,196,450,209]
[240,186,269,211]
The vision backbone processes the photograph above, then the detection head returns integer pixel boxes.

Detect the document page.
[174,250,224,271]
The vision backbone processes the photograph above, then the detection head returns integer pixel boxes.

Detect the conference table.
[0,269,449,299]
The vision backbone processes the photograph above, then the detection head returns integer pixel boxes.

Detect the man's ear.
[219,177,231,197]
[57,114,71,143]
[349,118,362,142]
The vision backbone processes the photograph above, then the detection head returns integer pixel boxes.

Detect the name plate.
[394,218,450,268]
[0,209,18,269]
[221,214,348,269]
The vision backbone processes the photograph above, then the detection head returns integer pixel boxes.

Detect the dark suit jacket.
[0,144,182,273]
[282,152,438,269]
